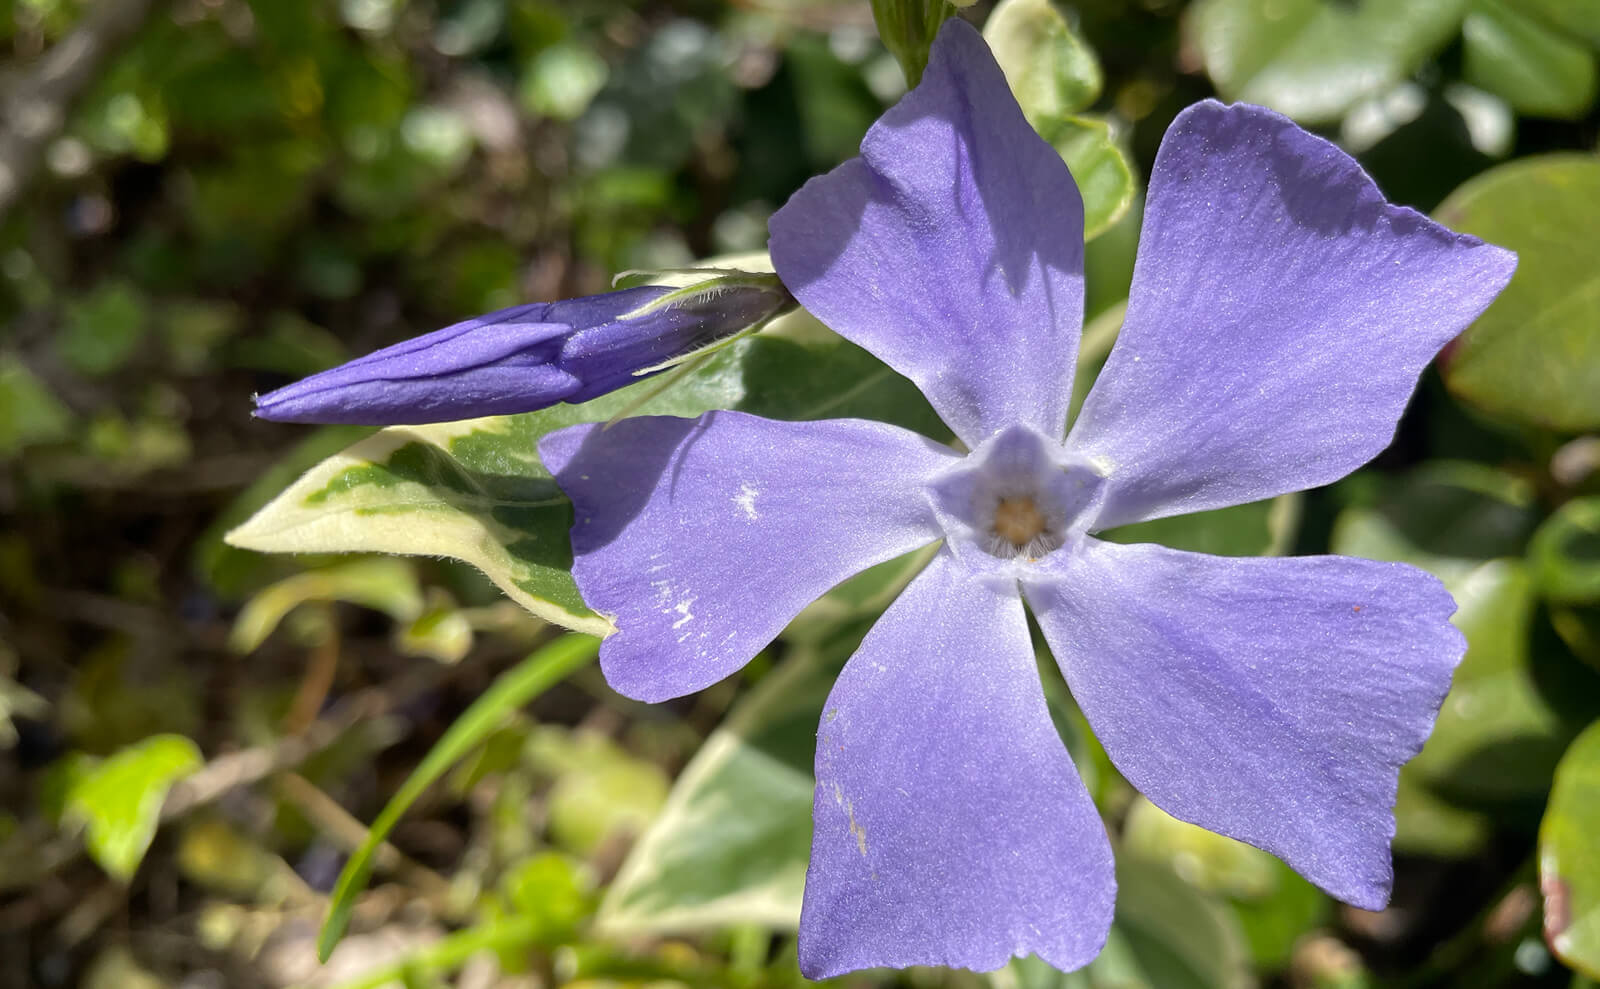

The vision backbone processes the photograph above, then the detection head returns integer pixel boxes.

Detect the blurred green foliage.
[2,1,1600,988]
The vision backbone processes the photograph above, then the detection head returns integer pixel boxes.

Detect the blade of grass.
[317,634,601,961]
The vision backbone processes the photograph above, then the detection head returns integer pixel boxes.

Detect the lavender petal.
[539,412,954,702]
[1022,539,1465,908]
[1067,100,1516,529]
[801,551,1114,978]
[769,19,1086,448]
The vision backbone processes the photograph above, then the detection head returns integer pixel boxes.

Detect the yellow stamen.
[993,497,1047,549]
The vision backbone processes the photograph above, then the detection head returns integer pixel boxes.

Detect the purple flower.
[253,276,788,425]
[538,20,1515,979]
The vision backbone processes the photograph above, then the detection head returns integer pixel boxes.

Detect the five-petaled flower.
[538,20,1515,979]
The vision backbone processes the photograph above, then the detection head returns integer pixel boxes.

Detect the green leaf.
[1329,464,1596,850]
[1529,497,1600,604]
[537,730,669,856]
[62,735,203,881]
[521,41,608,121]
[1462,0,1597,119]
[984,0,1102,120]
[1188,0,1468,124]
[1121,798,1278,899]
[990,856,1253,989]
[1519,0,1600,48]
[1103,494,1299,558]
[396,598,474,664]
[499,852,594,942]
[58,281,150,376]
[597,643,838,933]
[226,313,942,634]
[229,557,425,653]
[1435,155,1600,432]
[983,0,1134,240]
[194,424,373,598]
[0,355,74,457]
[1099,856,1253,989]
[318,634,598,961]
[1540,719,1600,979]
[1042,115,1137,242]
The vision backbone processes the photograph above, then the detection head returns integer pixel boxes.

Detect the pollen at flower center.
[927,424,1108,570]
[993,497,1048,549]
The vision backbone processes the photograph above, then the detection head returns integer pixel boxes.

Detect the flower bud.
[252,272,790,425]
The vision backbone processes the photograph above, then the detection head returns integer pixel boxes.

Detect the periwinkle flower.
[538,20,1515,979]
[253,274,789,425]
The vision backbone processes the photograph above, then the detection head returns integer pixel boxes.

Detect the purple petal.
[1022,540,1464,908]
[800,551,1114,978]
[1067,101,1516,529]
[768,19,1085,448]
[539,412,954,702]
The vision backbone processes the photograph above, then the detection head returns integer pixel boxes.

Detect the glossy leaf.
[62,735,203,881]
[1519,0,1600,48]
[1188,0,1468,124]
[227,311,942,634]
[984,0,1102,120]
[1540,719,1600,978]
[597,641,839,933]
[990,856,1253,989]
[1102,495,1299,558]
[1529,497,1600,604]
[1435,155,1600,432]
[317,634,599,960]
[228,557,425,652]
[985,0,1135,240]
[1042,115,1138,242]
[1462,0,1597,119]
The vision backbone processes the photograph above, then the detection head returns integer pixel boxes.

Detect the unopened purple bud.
[253,276,790,426]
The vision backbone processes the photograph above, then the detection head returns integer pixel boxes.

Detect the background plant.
[1,1,1597,987]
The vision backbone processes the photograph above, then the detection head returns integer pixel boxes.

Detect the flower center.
[927,424,1106,572]
[993,497,1048,550]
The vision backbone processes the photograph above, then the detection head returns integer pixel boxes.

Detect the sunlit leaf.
[984,0,1135,239]
[1435,155,1600,432]
[985,0,1102,120]
[1462,0,1597,119]
[1529,497,1600,604]
[1539,719,1600,978]
[228,557,425,653]
[62,735,203,881]
[597,641,840,933]
[1188,0,1468,124]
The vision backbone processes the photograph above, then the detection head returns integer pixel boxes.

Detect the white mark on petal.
[734,482,759,520]
[671,598,695,629]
